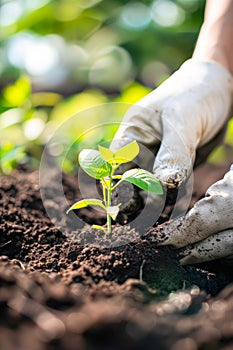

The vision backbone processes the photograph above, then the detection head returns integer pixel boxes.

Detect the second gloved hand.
[112,59,233,188]
[159,166,233,265]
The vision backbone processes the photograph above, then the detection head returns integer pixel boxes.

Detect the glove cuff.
[181,58,233,81]
[180,59,233,102]
[179,58,233,137]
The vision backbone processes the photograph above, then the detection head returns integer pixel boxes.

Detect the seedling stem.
[66,141,163,234]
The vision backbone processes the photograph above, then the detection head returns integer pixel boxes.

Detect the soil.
[1,159,233,350]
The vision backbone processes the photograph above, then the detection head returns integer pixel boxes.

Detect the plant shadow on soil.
[1,159,233,349]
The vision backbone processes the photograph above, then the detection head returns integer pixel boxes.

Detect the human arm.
[193,0,233,75]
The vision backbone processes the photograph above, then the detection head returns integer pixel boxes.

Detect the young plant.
[66,141,163,234]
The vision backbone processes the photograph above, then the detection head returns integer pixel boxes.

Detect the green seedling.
[66,141,163,234]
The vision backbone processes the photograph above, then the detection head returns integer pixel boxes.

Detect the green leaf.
[114,141,139,163]
[92,225,107,233]
[106,206,120,220]
[122,169,163,194]
[99,146,114,162]
[79,149,112,179]
[66,199,106,214]
[99,141,139,165]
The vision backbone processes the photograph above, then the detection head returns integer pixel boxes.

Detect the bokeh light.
[0,1,23,26]
[120,2,151,31]
[151,0,185,27]
[140,61,170,87]
[89,46,133,88]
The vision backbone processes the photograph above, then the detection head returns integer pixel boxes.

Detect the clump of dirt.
[0,163,233,349]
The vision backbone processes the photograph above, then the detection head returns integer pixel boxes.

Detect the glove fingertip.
[179,254,198,266]
[153,164,189,189]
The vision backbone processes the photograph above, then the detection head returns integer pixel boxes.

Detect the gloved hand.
[159,165,233,265]
[111,59,233,188]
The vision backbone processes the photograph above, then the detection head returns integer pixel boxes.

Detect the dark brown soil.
[1,160,233,350]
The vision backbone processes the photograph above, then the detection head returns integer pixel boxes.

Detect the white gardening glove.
[112,59,233,188]
[159,165,233,265]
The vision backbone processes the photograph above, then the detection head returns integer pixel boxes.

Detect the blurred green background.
[2,0,230,174]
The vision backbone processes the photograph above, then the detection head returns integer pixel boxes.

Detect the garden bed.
[1,161,233,350]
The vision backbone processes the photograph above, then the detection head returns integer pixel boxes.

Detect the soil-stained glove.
[112,59,233,188]
[159,166,233,265]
